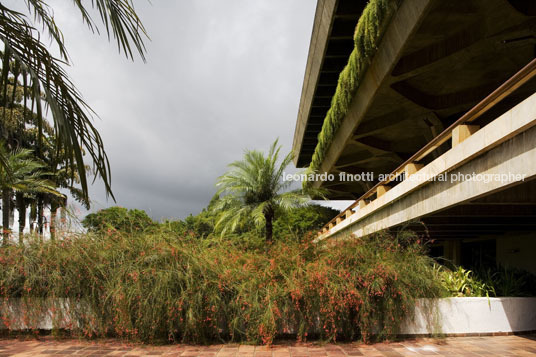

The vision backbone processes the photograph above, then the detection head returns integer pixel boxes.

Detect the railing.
[319,57,536,236]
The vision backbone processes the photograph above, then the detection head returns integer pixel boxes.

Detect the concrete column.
[444,240,462,265]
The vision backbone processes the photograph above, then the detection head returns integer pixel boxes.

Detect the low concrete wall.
[401,297,536,335]
[3,297,536,336]
[0,298,77,330]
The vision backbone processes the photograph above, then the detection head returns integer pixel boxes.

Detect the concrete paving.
[1,334,536,357]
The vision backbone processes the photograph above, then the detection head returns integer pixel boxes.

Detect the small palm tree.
[0,142,63,244]
[214,139,314,243]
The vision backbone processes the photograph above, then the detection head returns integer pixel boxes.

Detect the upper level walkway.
[318,59,536,242]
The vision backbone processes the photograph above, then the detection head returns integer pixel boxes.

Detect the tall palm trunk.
[16,192,26,244]
[2,188,11,244]
[60,203,66,228]
[37,195,44,237]
[264,209,274,243]
[30,201,37,234]
[50,200,58,240]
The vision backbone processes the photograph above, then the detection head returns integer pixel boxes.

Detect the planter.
[2,297,536,336]
[400,297,536,335]
[0,298,79,330]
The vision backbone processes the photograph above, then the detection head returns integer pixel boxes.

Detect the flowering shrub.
[0,230,442,344]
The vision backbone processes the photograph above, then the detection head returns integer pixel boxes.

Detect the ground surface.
[1,335,536,357]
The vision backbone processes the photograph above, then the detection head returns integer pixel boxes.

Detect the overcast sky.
[36,0,350,220]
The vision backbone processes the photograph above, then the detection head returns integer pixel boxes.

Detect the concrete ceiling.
[293,0,536,199]
[399,178,536,240]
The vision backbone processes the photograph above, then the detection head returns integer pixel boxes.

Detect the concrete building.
[293,0,536,273]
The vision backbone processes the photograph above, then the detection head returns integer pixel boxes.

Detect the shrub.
[82,206,156,233]
[476,266,536,297]
[273,205,339,241]
[162,204,338,242]
[435,266,494,297]
[435,265,536,298]
[0,229,443,344]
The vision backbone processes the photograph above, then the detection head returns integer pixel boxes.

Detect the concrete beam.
[353,114,416,140]
[392,25,485,77]
[392,18,536,80]
[391,80,501,110]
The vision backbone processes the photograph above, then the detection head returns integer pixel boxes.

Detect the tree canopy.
[82,206,156,234]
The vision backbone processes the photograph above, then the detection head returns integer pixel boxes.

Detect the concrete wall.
[4,298,536,336]
[401,297,536,335]
[0,299,75,330]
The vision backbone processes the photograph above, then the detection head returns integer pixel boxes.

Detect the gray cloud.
[41,0,327,220]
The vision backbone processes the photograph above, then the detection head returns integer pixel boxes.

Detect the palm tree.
[214,139,314,243]
[0,0,149,201]
[0,142,62,244]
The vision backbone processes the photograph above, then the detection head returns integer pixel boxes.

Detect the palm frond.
[0,0,149,202]
[275,191,311,211]
[0,142,12,179]
[0,8,111,200]
[69,0,149,61]
[23,0,68,60]
[0,142,62,198]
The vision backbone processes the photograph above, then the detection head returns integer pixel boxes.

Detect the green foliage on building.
[308,0,398,177]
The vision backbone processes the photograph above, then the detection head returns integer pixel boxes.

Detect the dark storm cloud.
[41,0,346,220]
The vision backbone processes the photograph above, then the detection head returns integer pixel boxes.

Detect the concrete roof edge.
[292,0,338,167]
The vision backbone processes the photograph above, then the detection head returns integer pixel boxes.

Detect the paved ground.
[1,335,536,357]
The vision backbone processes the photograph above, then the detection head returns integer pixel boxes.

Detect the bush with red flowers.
[0,229,442,344]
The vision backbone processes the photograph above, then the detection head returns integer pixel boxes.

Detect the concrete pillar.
[444,240,462,265]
